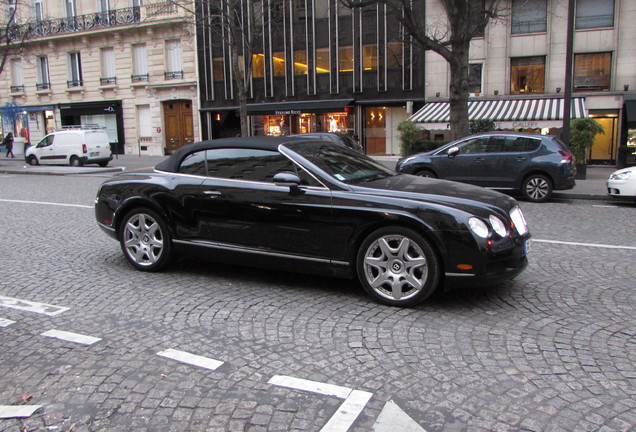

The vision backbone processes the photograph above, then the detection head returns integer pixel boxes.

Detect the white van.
[25,127,113,167]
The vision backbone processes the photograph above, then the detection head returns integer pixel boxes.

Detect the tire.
[522,174,552,203]
[119,208,173,271]
[27,155,38,166]
[356,226,441,307]
[98,161,109,167]
[70,156,83,167]
[414,169,436,178]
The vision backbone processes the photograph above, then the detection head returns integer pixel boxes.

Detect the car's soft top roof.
[155,136,307,172]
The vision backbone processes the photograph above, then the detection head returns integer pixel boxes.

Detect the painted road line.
[41,329,101,345]
[0,198,93,209]
[0,295,69,316]
[157,348,224,371]
[534,239,636,251]
[0,318,15,327]
[268,375,373,432]
[373,400,427,432]
[0,405,42,419]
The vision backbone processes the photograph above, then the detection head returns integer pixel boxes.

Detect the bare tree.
[341,0,504,139]
[0,0,30,76]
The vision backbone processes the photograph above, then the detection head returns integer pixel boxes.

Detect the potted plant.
[568,117,605,179]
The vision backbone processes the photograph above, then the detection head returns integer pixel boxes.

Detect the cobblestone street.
[0,172,634,432]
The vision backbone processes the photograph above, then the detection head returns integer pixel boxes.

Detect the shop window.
[272,51,285,76]
[387,42,402,69]
[316,47,329,74]
[511,0,546,34]
[252,54,265,78]
[294,49,308,75]
[362,44,377,70]
[576,0,614,29]
[573,52,611,92]
[510,56,545,94]
[339,46,353,72]
[469,63,482,95]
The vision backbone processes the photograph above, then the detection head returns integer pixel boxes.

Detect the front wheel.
[119,208,173,271]
[26,155,38,166]
[357,227,441,307]
[415,169,436,178]
[522,174,552,203]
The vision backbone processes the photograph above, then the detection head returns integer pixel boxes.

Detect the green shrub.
[397,120,448,156]
[469,119,496,134]
[569,118,605,164]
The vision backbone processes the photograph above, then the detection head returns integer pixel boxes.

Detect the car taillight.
[558,150,574,164]
[82,144,87,154]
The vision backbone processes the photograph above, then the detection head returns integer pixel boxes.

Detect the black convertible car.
[95,137,531,307]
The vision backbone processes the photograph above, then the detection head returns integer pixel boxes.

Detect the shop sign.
[511,121,539,128]
[275,110,302,115]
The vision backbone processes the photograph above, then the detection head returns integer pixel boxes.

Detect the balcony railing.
[10,85,25,93]
[9,2,190,41]
[131,74,150,83]
[100,77,117,85]
[67,79,83,88]
[36,82,51,90]
[165,71,184,80]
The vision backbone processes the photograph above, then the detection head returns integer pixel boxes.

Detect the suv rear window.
[504,137,541,153]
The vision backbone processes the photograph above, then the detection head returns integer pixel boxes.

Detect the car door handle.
[474,158,484,163]
[203,191,222,198]
[516,157,526,161]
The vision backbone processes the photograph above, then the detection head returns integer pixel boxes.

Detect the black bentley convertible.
[95,136,531,307]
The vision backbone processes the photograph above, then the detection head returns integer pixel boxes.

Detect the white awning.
[409,97,587,130]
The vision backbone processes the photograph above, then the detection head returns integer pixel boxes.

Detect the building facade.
[0,0,199,157]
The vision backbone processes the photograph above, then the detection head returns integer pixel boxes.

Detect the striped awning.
[409,97,587,129]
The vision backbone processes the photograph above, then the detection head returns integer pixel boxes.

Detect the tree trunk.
[448,43,471,140]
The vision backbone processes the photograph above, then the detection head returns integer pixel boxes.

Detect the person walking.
[3,132,15,158]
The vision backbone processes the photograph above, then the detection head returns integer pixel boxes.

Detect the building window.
[362,44,377,70]
[469,63,482,95]
[10,58,23,92]
[165,39,182,79]
[576,0,614,29]
[34,0,44,21]
[339,46,353,72]
[100,47,116,85]
[137,105,151,137]
[6,0,16,25]
[511,0,546,34]
[387,42,403,69]
[294,49,307,75]
[212,57,224,81]
[469,0,486,38]
[510,56,545,93]
[574,52,612,92]
[272,51,285,77]
[36,55,50,90]
[132,43,148,82]
[65,0,76,17]
[252,53,265,78]
[67,51,83,87]
[316,47,329,74]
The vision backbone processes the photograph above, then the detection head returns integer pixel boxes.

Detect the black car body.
[395,132,576,202]
[289,132,363,152]
[95,137,531,307]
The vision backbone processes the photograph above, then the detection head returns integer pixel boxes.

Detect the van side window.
[38,135,54,147]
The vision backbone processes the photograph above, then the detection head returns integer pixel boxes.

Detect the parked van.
[25,127,113,167]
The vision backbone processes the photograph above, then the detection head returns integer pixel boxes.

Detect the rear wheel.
[119,208,173,271]
[98,161,109,167]
[522,174,552,203]
[357,227,441,307]
[27,155,38,166]
[414,169,436,178]
[70,156,83,167]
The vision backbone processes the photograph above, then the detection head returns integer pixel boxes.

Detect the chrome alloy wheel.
[123,213,165,266]
[362,234,428,301]
[525,177,550,201]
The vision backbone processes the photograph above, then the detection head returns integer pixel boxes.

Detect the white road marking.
[592,205,617,208]
[373,400,427,432]
[41,329,101,345]
[156,348,224,371]
[0,198,92,209]
[268,375,373,432]
[0,405,42,418]
[0,318,15,327]
[534,239,636,251]
[0,295,69,316]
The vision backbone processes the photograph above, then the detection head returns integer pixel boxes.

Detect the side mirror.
[447,146,459,158]
[273,172,303,195]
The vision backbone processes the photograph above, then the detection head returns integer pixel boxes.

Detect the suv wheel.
[522,174,552,203]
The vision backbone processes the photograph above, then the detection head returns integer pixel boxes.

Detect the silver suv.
[395,132,576,202]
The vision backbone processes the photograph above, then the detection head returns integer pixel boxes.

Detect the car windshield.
[284,141,395,184]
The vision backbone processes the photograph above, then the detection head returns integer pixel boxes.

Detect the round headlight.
[489,215,508,237]
[468,217,490,238]
[510,206,528,236]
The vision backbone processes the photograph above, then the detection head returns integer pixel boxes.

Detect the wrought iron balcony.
[67,79,84,88]
[10,85,25,93]
[165,71,184,80]
[100,77,117,85]
[36,82,51,91]
[131,74,150,83]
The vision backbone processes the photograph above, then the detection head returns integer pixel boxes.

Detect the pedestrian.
[3,132,15,158]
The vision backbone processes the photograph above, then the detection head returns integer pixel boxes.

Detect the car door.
[498,136,541,188]
[430,136,490,185]
[33,134,56,164]
[196,148,336,260]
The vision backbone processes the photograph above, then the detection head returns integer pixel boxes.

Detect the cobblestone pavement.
[0,173,634,432]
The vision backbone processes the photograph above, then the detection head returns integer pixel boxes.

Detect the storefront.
[0,104,56,153]
[58,100,124,154]
[621,97,636,167]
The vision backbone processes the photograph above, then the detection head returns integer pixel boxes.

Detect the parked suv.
[289,132,363,152]
[395,132,576,202]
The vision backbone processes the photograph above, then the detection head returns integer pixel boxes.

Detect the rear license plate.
[523,239,532,255]
[90,152,99,157]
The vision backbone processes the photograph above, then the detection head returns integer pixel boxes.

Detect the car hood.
[352,174,518,214]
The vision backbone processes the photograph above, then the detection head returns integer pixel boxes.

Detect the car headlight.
[509,206,528,236]
[489,215,508,237]
[609,170,632,181]
[468,217,490,238]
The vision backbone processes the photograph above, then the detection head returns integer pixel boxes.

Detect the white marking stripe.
[373,400,427,431]
[0,198,93,209]
[41,329,101,345]
[534,239,636,251]
[0,318,15,327]
[0,295,69,316]
[157,348,224,371]
[0,405,42,419]
[269,375,373,432]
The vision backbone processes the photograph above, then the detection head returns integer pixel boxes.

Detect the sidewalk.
[0,154,615,201]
